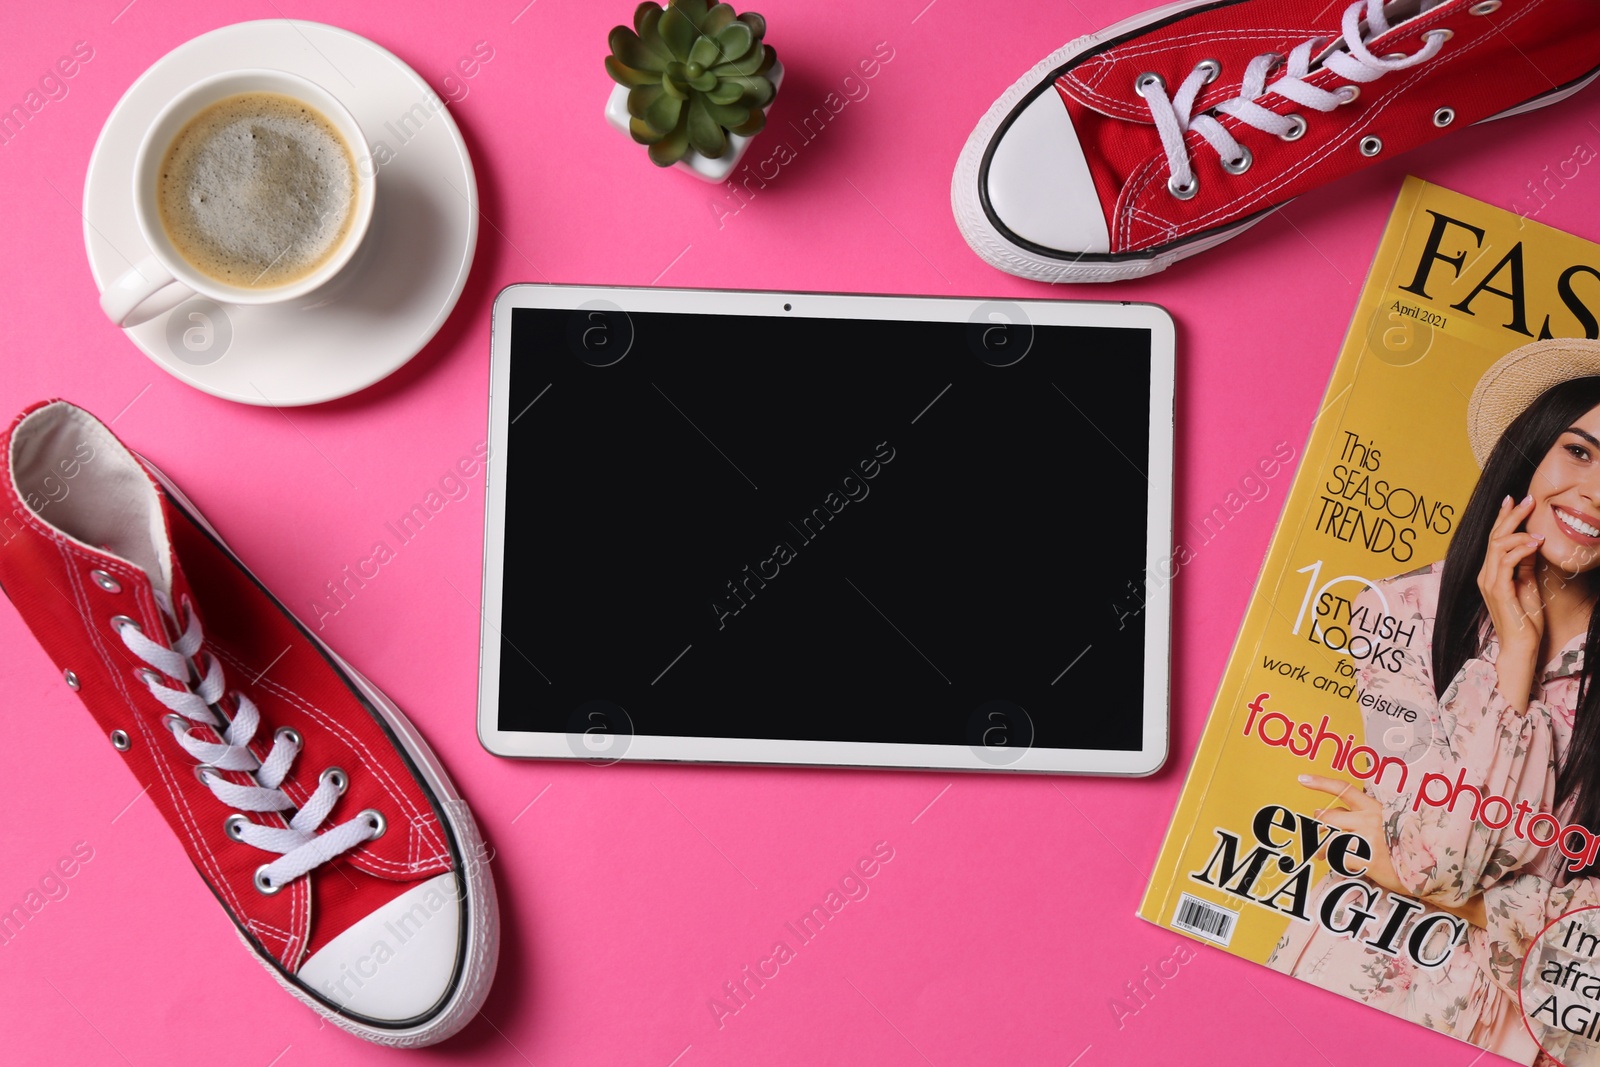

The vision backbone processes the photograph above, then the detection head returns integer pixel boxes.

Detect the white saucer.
[83,20,478,407]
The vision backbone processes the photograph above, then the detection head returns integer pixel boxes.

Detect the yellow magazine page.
[1141,176,1600,1064]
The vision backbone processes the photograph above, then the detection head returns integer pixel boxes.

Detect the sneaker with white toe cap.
[952,0,1600,282]
[0,400,498,1047]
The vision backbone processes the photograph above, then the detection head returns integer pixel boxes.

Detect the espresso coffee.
[157,92,357,289]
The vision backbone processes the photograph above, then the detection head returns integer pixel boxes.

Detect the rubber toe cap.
[984,89,1111,255]
[298,872,464,1023]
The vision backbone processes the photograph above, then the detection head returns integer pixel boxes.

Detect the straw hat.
[1467,337,1600,467]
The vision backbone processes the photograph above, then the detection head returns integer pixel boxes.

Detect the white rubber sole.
[142,455,501,1048]
[951,2,1600,283]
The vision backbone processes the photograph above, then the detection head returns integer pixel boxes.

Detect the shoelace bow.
[1137,0,1450,197]
[119,599,379,894]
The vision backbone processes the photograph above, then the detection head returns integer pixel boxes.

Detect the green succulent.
[606,0,778,166]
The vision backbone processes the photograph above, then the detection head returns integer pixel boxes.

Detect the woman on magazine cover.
[1268,338,1600,1064]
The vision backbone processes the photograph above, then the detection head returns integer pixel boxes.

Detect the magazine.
[1140,176,1600,1066]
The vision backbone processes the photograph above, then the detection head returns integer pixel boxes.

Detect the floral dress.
[1266,560,1588,1065]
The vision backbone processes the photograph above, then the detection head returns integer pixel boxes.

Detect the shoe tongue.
[151,486,202,632]
[84,486,193,641]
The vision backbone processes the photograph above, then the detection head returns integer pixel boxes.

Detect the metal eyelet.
[319,766,349,795]
[1428,28,1454,44]
[225,814,250,842]
[1278,114,1308,141]
[1134,71,1165,94]
[110,729,131,751]
[358,809,387,839]
[1336,86,1360,105]
[134,667,163,686]
[1360,135,1384,156]
[89,570,122,593]
[194,763,219,786]
[1433,106,1456,127]
[109,615,141,635]
[1167,173,1199,199]
[1469,0,1501,13]
[274,726,302,748]
[1194,58,1221,84]
[1221,146,1253,175]
[253,865,282,895]
[63,669,79,690]
[162,713,188,735]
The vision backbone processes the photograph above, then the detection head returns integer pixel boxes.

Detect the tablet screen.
[492,301,1160,760]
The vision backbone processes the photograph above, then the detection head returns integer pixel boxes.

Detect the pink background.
[2,1,1597,1064]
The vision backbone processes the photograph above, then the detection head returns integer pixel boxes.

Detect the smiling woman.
[1267,338,1600,1064]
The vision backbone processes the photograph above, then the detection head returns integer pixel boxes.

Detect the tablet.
[478,285,1174,774]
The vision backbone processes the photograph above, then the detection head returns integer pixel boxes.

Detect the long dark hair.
[1434,375,1600,869]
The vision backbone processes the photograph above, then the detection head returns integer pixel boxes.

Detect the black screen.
[497,303,1155,753]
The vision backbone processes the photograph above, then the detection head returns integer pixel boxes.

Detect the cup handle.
[101,256,196,328]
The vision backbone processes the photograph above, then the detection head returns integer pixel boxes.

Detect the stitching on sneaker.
[1116,154,1168,249]
[212,647,444,874]
[247,920,292,949]
[247,918,297,942]
[410,813,450,869]
[55,540,281,957]
[1117,0,1532,249]
[290,860,308,969]
[1064,29,1320,120]
[57,543,311,968]
[1161,0,1525,234]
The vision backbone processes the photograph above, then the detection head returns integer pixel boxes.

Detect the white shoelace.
[119,599,379,894]
[1137,0,1450,197]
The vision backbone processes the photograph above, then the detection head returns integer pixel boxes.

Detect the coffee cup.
[100,69,376,328]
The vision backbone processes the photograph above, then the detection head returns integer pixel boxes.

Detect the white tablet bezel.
[478,284,1175,775]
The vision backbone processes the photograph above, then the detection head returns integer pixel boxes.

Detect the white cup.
[101,69,376,328]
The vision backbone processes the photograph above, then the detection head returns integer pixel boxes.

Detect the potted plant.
[604,0,783,182]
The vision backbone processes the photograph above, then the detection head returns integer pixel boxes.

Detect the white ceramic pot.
[605,60,784,182]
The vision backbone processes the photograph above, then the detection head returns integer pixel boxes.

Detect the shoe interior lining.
[10,402,172,598]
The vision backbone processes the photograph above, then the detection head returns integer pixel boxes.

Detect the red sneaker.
[0,400,498,1046]
[953,0,1600,282]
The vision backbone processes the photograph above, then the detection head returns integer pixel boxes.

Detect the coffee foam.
[158,92,357,289]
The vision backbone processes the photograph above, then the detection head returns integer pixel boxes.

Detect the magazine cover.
[1140,176,1600,1067]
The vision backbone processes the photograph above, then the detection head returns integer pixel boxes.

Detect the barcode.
[1172,893,1237,945]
